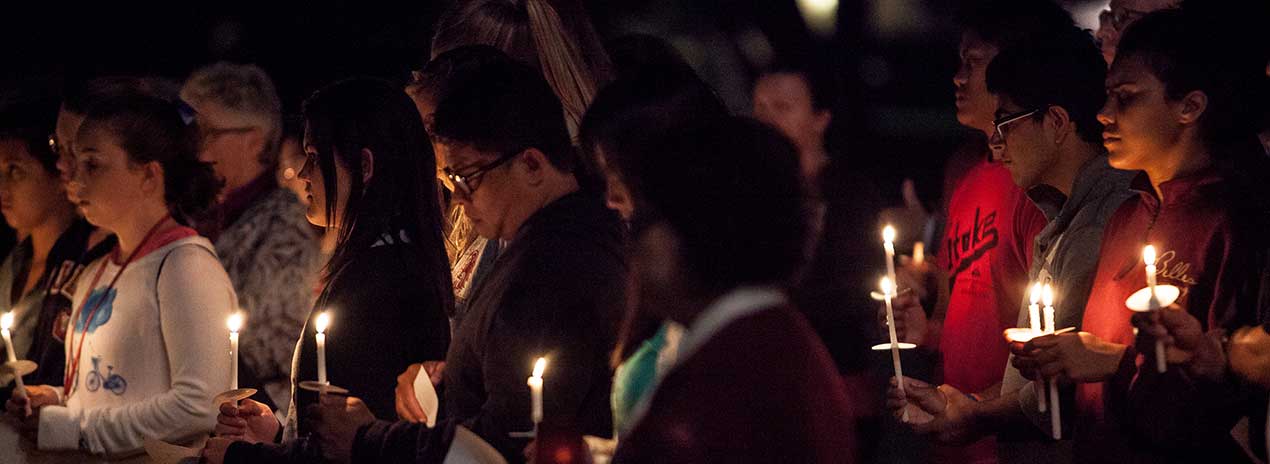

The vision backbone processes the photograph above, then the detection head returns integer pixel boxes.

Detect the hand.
[1228,325,1270,387]
[395,361,445,423]
[200,437,238,464]
[1131,306,1226,382]
[214,399,279,444]
[309,394,377,464]
[885,376,981,445]
[878,293,927,345]
[5,385,60,430]
[1012,332,1127,383]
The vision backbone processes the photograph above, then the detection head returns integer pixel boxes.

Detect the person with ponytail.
[200,77,453,464]
[3,95,234,456]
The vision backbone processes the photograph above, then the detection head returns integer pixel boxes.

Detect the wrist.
[1185,335,1227,382]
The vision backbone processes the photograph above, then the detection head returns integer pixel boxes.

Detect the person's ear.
[141,160,164,196]
[241,128,268,162]
[1177,90,1208,126]
[360,148,374,184]
[1046,105,1074,145]
[518,148,547,186]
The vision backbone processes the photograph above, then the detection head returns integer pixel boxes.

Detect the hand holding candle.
[527,357,546,426]
[1143,245,1167,373]
[315,312,330,385]
[1,312,30,415]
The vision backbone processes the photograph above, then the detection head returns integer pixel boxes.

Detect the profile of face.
[752,72,831,170]
[1098,54,1192,171]
[67,126,162,232]
[298,125,354,228]
[594,147,634,220]
[0,140,71,232]
[1095,0,1178,66]
[406,88,453,191]
[953,31,1000,134]
[439,142,540,241]
[988,97,1059,190]
[53,108,86,203]
[190,101,265,176]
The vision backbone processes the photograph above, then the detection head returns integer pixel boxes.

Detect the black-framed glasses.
[443,150,521,196]
[992,107,1043,142]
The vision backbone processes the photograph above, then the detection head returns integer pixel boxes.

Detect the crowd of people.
[0,0,1268,463]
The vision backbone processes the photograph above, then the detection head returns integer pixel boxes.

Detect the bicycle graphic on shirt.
[85,356,127,395]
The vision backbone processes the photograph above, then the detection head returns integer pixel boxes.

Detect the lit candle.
[882,225,898,289]
[315,312,330,384]
[880,277,908,421]
[1,312,29,411]
[527,357,546,425]
[1143,245,1166,373]
[227,313,243,391]
[1041,284,1060,440]
[1028,283,1042,333]
[912,241,925,267]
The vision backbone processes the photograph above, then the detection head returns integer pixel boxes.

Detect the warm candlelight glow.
[315,312,330,334]
[0,312,12,331]
[879,277,894,296]
[1143,245,1157,267]
[532,357,547,379]
[1030,283,1042,305]
[1041,284,1054,308]
[882,225,896,243]
[226,313,243,333]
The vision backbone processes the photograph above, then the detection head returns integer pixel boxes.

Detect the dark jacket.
[353,191,626,464]
[226,236,451,463]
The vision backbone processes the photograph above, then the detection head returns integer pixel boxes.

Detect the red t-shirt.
[1075,170,1258,461]
[935,158,1046,463]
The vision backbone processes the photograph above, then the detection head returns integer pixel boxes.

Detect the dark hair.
[0,96,61,172]
[430,0,612,133]
[1117,8,1267,156]
[604,33,695,80]
[78,95,220,225]
[986,26,1107,144]
[301,77,454,313]
[579,67,728,202]
[410,44,517,127]
[958,0,1076,50]
[758,61,836,112]
[429,46,578,174]
[633,116,809,293]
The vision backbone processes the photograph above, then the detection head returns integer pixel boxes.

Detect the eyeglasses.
[992,107,1043,142]
[198,124,256,145]
[1099,7,1151,31]
[442,150,521,196]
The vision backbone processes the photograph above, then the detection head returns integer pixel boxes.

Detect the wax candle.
[1042,284,1055,334]
[227,313,243,390]
[1,312,29,410]
[315,312,330,384]
[1041,284,1061,439]
[880,277,908,421]
[528,357,546,425]
[1029,283,1042,333]
[1143,245,1167,373]
[882,225,898,289]
[912,241,925,266]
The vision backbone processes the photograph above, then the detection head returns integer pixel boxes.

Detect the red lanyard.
[63,216,172,398]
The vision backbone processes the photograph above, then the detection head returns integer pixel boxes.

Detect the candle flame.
[0,312,11,331]
[879,277,894,295]
[532,357,547,379]
[226,313,244,333]
[882,225,896,243]
[315,312,330,334]
[1030,283,1042,305]
[1143,245,1157,267]
[1042,284,1055,307]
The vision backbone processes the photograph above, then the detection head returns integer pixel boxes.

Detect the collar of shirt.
[674,286,788,369]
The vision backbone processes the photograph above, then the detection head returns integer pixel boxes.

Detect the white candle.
[1,312,29,407]
[1028,283,1042,333]
[1041,284,1060,440]
[1143,245,1166,373]
[882,225,898,289]
[315,312,330,384]
[880,277,908,422]
[227,313,243,390]
[527,357,546,425]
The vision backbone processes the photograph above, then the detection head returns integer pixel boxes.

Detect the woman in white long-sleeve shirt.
[4,94,233,456]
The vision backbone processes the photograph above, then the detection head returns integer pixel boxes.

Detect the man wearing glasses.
[1094,0,1179,66]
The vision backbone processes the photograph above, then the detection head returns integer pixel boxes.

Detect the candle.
[880,277,908,421]
[528,357,546,425]
[1038,284,1062,440]
[1143,245,1166,373]
[912,241,925,267]
[315,312,330,384]
[1,312,29,411]
[882,225,898,289]
[227,313,243,390]
[1028,283,1042,333]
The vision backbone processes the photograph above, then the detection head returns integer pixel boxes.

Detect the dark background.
[0,0,1106,209]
